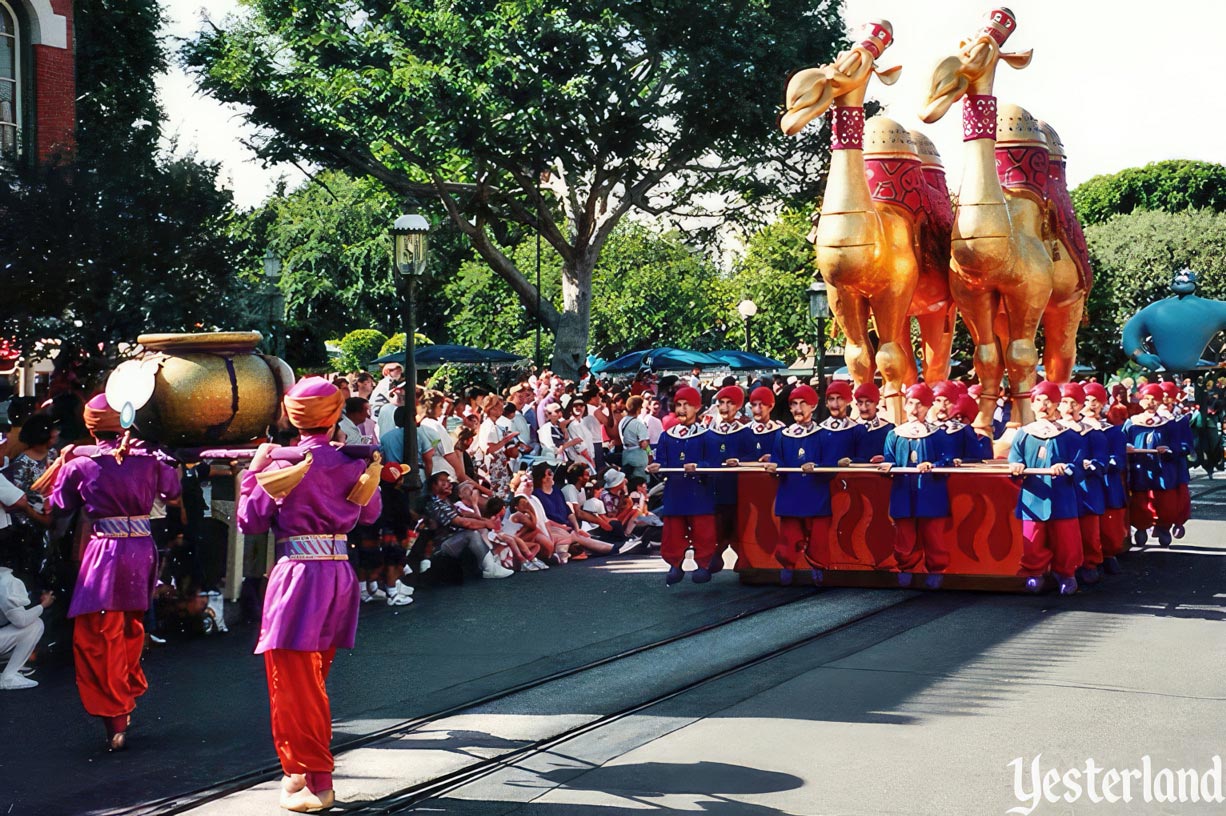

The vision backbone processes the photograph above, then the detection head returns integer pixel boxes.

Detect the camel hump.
[994,103,1049,205]
[995,103,1045,148]
[909,130,943,169]
[863,116,919,160]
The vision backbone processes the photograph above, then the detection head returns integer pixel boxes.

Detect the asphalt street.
[3,474,1224,816]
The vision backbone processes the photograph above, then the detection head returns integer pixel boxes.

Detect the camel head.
[919,8,1033,124]
[780,20,901,136]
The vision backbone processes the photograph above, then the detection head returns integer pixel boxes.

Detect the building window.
[0,2,18,159]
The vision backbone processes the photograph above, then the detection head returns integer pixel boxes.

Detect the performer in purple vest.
[239,377,383,812]
[49,394,181,751]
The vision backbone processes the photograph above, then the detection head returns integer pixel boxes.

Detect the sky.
[159,0,1226,209]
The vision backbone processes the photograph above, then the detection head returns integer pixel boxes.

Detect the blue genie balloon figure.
[1121,268,1226,372]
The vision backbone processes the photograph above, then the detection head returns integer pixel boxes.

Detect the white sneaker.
[361,588,375,604]
[0,675,38,690]
[620,536,646,555]
[480,552,514,579]
[531,558,550,571]
[520,560,538,572]
[387,591,414,606]
[367,581,387,600]
[394,580,415,596]
[418,559,432,573]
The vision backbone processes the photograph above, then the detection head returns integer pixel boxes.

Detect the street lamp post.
[391,214,430,493]
[262,248,284,359]
[737,299,758,354]
[808,280,830,419]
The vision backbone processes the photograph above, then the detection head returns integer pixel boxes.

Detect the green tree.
[379,332,434,358]
[184,0,844,376]
[1071,160,1226,226]
[726,210,815,362]
[1080,208,1226,372]
[0,0,246,377]
[335,329,388,372]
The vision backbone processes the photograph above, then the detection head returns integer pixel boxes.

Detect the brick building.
[0,0,74,165]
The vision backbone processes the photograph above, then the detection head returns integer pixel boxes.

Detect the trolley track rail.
[113,587,872,816]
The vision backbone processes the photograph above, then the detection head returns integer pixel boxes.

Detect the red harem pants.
[1079,514,1103,568]
[265,648,338,788]
[1177,483,1191,525]
[1100,507,1127,557]
[776,516,831,570]
[893,517,951,573]
[1019,518,1081,578]
[73,610,147,719]
[661,515,716,569]
[1129,489,1179,530]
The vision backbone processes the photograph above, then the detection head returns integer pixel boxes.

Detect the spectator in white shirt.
[337,397,374,443]
[420,393,468,484]
[0,557,51,689]
[640,392,665,445]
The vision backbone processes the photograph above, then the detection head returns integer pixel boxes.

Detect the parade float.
[717,8,1102,591]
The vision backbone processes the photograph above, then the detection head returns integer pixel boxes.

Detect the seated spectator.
[501,494,550,569]
[339,397,374,444]
[530,462,613,559]
[423,472,512,579]
[0,556,51,689]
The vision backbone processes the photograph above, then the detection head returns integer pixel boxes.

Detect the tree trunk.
[550,258,593,379]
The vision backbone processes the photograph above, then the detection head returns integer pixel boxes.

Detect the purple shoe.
[665,566,685,586]
[897,572,914,588]
[1102,556,1122,575]
[778,568,794,587]
[924,573,943,590]
[1057,575,1078,595]
[1133,528,1148,547]
[1075,566,1101,585]
[810,568,824,586]
[1156,527,1172,548]
[1023,576,1044,593]
[1173,524,1186,540]
[691,567,712,584]
[707,553,725,575]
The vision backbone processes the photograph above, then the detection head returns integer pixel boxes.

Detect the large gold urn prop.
[104,332,295,447]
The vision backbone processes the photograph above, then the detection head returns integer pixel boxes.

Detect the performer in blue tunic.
[816,380,866,473]
[1082,382,1127,573]
[747,387,784,461]
[1159,381,1194,538]
[931,381,983,462]
[881,383,956,588]
[647,386,722,585]
[1123,383,1179,547]
[708,385,752,574]
[1008,381,1082,595]
[853,382,892,462]
[954,395,994,459]
[767,385,827,586]
[1056,383,1107,585]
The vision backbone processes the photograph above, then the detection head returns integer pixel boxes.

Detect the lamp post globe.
[737,299,758,353]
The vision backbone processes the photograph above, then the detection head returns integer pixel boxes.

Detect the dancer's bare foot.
[281,774,306,794]
[280,786,334,812]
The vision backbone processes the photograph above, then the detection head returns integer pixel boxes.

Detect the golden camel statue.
[782,21,952,419]
[919,7,1054,429]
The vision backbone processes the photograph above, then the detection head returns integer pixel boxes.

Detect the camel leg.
[835,292,876,386]
[870,299,919,426]
[1041,295,1086,384]
[1002,292,1049,429]
[951,277,1003,434]
[915,304,955,384]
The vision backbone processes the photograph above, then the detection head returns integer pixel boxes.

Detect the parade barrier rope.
[657,465,1060,475]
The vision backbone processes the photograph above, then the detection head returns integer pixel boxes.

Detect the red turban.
[905,383,934,405]
[283,376,345,430]
[1059,382,1085,405]
[84,393,123,434]
[1030,381,1061,402]
[1083,383,1108,403]
[931,380,960,400]
[673,386,702,408]
[715,385,744,409]
[1160,381,1180,398]
[952,380,969,396]
[749,386,776,407]
[955,395,979,422]
[1139,383,1165,400]
[853,382,880,402]
[826,381,853,401]
[789,385,819,406]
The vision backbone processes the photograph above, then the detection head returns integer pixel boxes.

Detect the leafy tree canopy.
[0,0,247,377]
[725,209,815,362]
[335,328,388,372]
[1071,160,1226,226]
[184,0,845,375]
